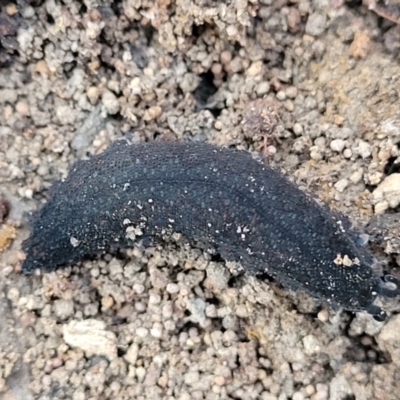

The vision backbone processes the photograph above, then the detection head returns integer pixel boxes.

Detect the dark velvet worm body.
[22,141,400,320]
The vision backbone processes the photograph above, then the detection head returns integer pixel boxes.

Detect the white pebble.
[292,392,305,400]
[350,169,363,184]
[276,90,286,101]
[371,173,400,213]
[330,139,345,153]
[129,77,142,95]
[62,319,117,361]
[317,309,329,322]
[256,81,270,96]
[310,146,323,161]
[150,322,163,338]
[334,178,349,193]
[357,140,372,159]
[133,284,145,294]
[166,283,180,294]
[124,343,139,365]
[303,335,321,356]
[306,13,327,36]
[135,302,146,312]
[102,90,120,115]
[136,327,149,338]
[367,171,384,186]
[149,293,161,304]
[87,86,100,104]
[343,148,352,158]
[54,299,74,320]
[293,123,303,135]
[135,366,146,382]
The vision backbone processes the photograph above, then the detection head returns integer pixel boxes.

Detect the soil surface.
[1,1,400,399]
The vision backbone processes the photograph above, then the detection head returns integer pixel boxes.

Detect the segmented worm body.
[22,141,400,320]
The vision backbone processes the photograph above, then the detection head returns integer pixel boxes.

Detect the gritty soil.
[1,1,400,400]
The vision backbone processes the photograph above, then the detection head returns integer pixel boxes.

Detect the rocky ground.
[1,0,400,399]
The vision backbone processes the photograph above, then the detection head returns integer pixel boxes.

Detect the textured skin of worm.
[21,141,399,319]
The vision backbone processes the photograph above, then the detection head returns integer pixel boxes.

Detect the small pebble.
[306,13,327,36]
[87,86,100,105]
[136,327,149,338]
[343,148,352,158]
[330,139,345,153]
[334,178,349,193]
[166,283,180,294]
[357,141,372,159]
[102,90,120,115]
[150,322,163,338]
